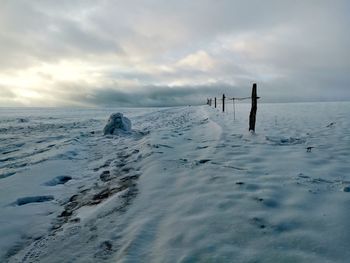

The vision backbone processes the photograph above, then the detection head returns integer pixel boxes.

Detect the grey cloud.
[0,0,122,70]
[69,84,251,107]
[75,81,347,107]
[71,87,206,107]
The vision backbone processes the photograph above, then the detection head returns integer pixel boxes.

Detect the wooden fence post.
[214,97,217,108]
[222,94,226,112]
[249,83,258,132]
[233,99,236,120]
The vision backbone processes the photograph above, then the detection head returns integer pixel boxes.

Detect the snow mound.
[103,113,131,135]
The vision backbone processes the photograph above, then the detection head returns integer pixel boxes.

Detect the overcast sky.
[0,0,349,107]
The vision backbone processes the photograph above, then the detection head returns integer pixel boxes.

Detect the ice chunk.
[103,113,131,135]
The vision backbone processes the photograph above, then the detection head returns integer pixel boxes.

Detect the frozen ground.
[0,102,349,262]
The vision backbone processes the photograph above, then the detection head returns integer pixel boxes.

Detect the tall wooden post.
[249,83,258,132]
[233,99,236,120]
[214,97,217,108]
[222,94,225,112]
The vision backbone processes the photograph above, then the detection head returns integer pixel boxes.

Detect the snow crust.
[0,103,350,263]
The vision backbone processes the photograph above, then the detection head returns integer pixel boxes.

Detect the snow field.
[0,102,349,262]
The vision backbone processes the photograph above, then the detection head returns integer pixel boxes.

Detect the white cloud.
[176,50,215,72]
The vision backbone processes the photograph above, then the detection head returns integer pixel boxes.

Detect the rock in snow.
[103,113,131,135]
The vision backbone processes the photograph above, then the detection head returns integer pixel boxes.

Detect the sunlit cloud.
[176,51,215,72]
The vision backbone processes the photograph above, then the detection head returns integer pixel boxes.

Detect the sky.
[0,0,349,107]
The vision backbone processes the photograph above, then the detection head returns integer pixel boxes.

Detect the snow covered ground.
[0,102,349,263]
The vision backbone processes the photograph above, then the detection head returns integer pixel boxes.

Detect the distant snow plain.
[0,102,349,263]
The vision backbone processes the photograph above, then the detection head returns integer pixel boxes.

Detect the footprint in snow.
[251,217,267,229]
[194,159,211,165]
[198,118,209,125]
[44,175,72,186]
[150,144,174,149]
[100,170,111,182]
[343,186,350,192]
[196,145,209,150]
[0,171,16,179]
[94,240,114,259]
[14,195,54,206]
[253,197,279,208]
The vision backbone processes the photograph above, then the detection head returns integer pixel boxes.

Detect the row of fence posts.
[206,83,259,132]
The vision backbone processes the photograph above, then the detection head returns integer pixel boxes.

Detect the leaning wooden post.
[214,97,217,108]
[222,94,225,112]
[249,83,258,132]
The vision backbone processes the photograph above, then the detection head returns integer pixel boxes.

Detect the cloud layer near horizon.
[0,0,349,106]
